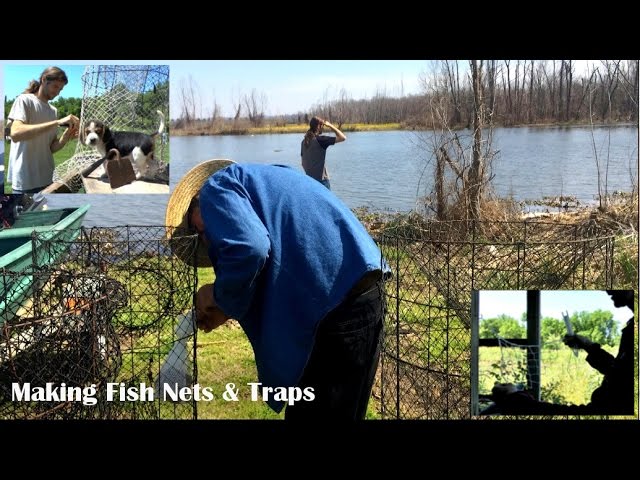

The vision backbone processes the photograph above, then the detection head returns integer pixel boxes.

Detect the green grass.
[479,345,606,406]
[195,267,283,419]
[193,322,283,419]
[193,266,381,419]
[54,138,78,167]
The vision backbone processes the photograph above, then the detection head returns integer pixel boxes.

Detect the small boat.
[0,204,90,327]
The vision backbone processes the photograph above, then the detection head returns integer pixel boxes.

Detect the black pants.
[285,282,385,420]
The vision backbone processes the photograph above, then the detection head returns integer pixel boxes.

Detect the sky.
[2,60,595,120]
[0,60,428,118]
[168,60,428,118]
[3,65,86,100]
[478,290,633,327]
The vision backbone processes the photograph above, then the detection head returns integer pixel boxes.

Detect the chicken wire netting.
[0,226,198,419]
[377,219,627,420]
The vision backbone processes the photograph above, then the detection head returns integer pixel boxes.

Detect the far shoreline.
[171,121,638,137]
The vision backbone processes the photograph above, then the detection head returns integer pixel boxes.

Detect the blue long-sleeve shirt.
[199,164,383,412]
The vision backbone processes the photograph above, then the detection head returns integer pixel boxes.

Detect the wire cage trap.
[377,219,626,420]
[53,65,170,192]
[0,226,198,419]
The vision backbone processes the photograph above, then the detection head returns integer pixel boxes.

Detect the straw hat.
[165,159,235,267]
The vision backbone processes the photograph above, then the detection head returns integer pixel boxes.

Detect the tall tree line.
[312,60,638,128]
[173,60,638,129]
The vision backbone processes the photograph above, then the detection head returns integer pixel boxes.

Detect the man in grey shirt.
[7,66,79,194]
[301,116,346,190]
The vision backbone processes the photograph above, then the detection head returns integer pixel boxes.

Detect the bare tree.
[231,87,243,125]
[334,88,351,129]
[597,60,621,121]
[444,60,463,125]
[558,60,564,121]
[504,60,513,124]
[178,75,200,127]
[615,60,639,121]
[243,89,268,127]
[588,62,613,211]
[528,60,535,122]
[468,60,485,221]
[564,60,573,122]
[574,67,597,121]
[419,60,497,222]
[514,60,521,122]
[210,90,222,128]
[486,60,499,124]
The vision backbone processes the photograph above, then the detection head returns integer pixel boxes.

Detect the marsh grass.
[172,122,402,136]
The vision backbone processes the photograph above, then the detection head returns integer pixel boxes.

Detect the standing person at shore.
[7,66,79,194]
[301,116,346,190]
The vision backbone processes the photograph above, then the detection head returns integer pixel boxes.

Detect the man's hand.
[58,114,79,129]
[195,283,230,333]
[563,334,595,350]
[60,123,79,143]
[321,120,346,142]
[491,382,519,397]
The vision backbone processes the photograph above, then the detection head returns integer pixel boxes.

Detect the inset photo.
[4,65,169,194]
[1,117,4,192]
[471,290,635,417]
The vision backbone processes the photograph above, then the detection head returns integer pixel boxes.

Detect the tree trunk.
[435,148,446,220]
[469,60,484,222]
[487,60,497,123]
[565,60,572,122]
[528,60,535,122]
[505,60,512,124]
[559,60,564,121]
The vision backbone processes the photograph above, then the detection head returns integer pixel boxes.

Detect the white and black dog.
[81,110,165,179]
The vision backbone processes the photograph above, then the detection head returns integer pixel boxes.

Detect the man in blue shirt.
[166,160,385,419]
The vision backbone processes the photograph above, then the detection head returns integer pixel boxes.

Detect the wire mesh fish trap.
[377,219,625,419]
[0,226,198,419]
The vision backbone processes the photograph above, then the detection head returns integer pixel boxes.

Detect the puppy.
[81,110,165,179]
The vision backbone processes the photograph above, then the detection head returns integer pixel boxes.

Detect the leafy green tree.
[6,96,81,120]
[572,310,620,347]
[136,80,169,131]
[541,316,566,347]
[5,98,14,119]
[51,97,81,118]
[480,315,525,339]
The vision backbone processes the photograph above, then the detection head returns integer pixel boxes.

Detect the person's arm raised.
[323,121,346,143]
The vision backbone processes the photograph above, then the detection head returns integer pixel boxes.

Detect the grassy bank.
[171,119,636,137]
[172,122,402,137]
